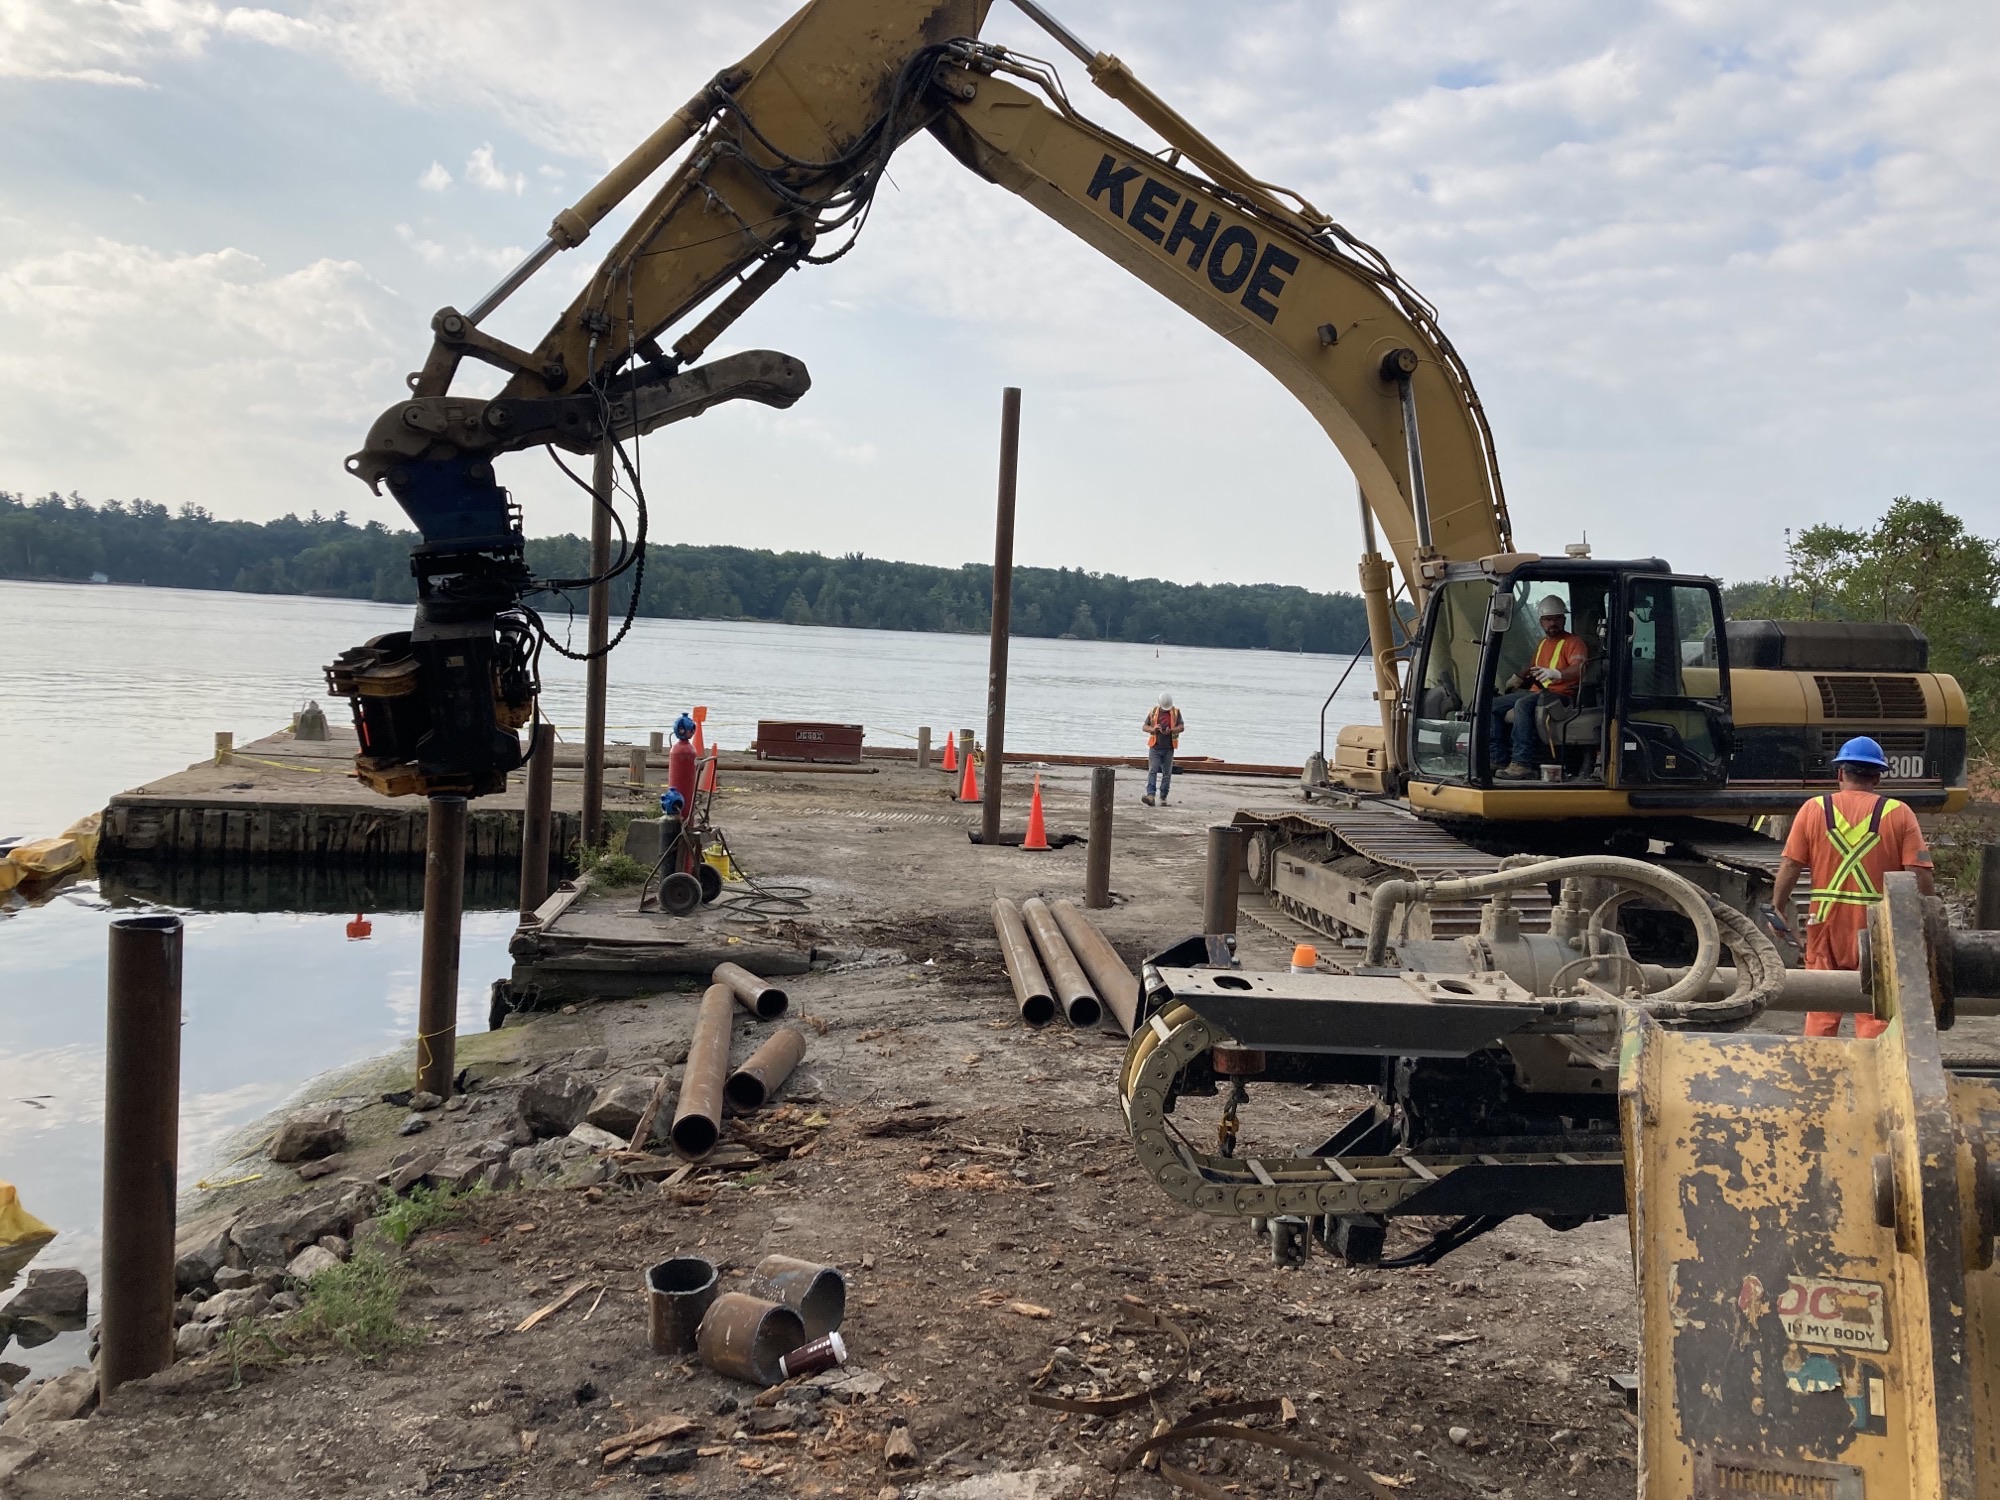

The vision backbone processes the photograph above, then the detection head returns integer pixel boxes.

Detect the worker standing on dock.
[1142,693,1184,807]
[1771,736,1935,1038]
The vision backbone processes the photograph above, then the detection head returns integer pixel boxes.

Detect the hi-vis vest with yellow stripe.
[1808,794,1906,924]
[1531,632,1582,697]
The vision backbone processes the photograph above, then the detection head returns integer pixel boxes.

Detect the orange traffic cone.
[690,705,708,762]
[699,750,717,794]
[957,750,979,803]
[940,730,958,773]
[1023,777,1049,851]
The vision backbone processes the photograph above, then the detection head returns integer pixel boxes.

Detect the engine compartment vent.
[1815,675,1929,720]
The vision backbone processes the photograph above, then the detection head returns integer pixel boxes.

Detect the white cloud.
[464,143,524,195]
[393,223,527,273]
[0,0,219,85]
[0,214,404,520]
[415,160,451,192]
[2,0,1996,587]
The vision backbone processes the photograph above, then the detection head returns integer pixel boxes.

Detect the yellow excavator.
[321,0,1964,944]
[316,2,1993,1491]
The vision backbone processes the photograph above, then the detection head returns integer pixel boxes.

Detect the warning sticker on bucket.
[1776,1276,1888,1352]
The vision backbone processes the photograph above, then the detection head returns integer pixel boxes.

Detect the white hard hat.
[1536,595,1568,619]
[1157,692,1174,709]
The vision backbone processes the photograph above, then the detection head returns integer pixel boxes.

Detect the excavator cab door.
[1612,575,1733,787]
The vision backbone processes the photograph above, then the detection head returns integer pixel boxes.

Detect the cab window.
[1623,579,1728,776]
[1410,579,1487,781]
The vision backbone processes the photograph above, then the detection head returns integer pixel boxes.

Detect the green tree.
[1729,498,2000,754]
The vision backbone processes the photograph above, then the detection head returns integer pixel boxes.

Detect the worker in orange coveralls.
[1771,736,1935,1038]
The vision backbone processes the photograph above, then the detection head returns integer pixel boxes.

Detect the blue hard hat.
[660,789,686,816]
[1833,736,1890,770]
[672,713,697,740]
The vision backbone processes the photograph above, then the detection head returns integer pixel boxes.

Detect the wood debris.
[600,1414,699,1467]
[514,1281,599,1333]
[903,1163,1041,1193]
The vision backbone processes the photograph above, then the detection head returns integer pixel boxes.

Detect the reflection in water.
[0,886,517,1382]
[2,579,1374,838]
[0,579,1380,1384]
[99,858,526,915]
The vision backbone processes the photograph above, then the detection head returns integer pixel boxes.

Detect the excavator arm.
[337,0,1510,791]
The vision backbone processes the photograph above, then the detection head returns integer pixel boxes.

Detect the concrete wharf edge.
[96,725,1298,869]
[99,726,589,868]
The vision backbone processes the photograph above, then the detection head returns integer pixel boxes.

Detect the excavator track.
[1242,801,1553,940]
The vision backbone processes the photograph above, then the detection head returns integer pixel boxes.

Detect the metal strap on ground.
[1250,804,1552,937]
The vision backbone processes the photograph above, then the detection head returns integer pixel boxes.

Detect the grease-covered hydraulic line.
[1365,855,1724,1011]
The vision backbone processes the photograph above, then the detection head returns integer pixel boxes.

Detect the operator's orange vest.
[1146,708,1183,750]
[1532,632,1583,700]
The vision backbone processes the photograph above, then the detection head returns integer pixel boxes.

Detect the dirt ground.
[10,760,1643,1499]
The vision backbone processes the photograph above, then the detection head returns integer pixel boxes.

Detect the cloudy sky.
[2,0,1995,592]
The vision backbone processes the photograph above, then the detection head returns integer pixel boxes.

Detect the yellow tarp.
[61,812,101,863]
[0,1183,55,1284]
[0,860,19,896]
[7,837,81,880]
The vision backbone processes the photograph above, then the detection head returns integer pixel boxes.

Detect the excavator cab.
[1408,560,1732,794]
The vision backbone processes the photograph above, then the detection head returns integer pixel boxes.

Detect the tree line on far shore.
[0,490,1371,654]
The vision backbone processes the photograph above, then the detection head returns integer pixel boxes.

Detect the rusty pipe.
[747,1254,846,1338]
[101,913,182,1395]
[671,984,735,1158]
[697,1292,807,1387]
[714,961,789,1020]
[1051,899,1138,1036]
[994,898,1057,1027]
[1020,896,1101,1028]
[724,1026,807,1111]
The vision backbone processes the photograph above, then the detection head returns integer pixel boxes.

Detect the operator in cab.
[1771,737,1935,1038]
[1489,595,1587,780]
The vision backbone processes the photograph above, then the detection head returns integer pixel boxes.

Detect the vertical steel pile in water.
[671,984,735,1158]
[993,898,1056,1027]
[518,724,555,917]
[101,913,182,1394]
[1020,896,1101,1028]
[724,1027,807,1111]
[1051,898,1139,1036]
[417,795,467,1099]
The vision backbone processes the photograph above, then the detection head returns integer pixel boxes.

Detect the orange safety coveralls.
[1780,790,1933,1039]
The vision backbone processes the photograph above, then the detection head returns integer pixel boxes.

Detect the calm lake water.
[0,578,1374,1379]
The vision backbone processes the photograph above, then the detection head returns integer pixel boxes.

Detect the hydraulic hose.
[1363,855,1724,1010]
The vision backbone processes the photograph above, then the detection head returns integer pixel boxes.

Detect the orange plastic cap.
[1291,944,1318,969]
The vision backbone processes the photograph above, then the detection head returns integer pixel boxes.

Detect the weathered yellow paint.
[1622,875,2000,1497]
